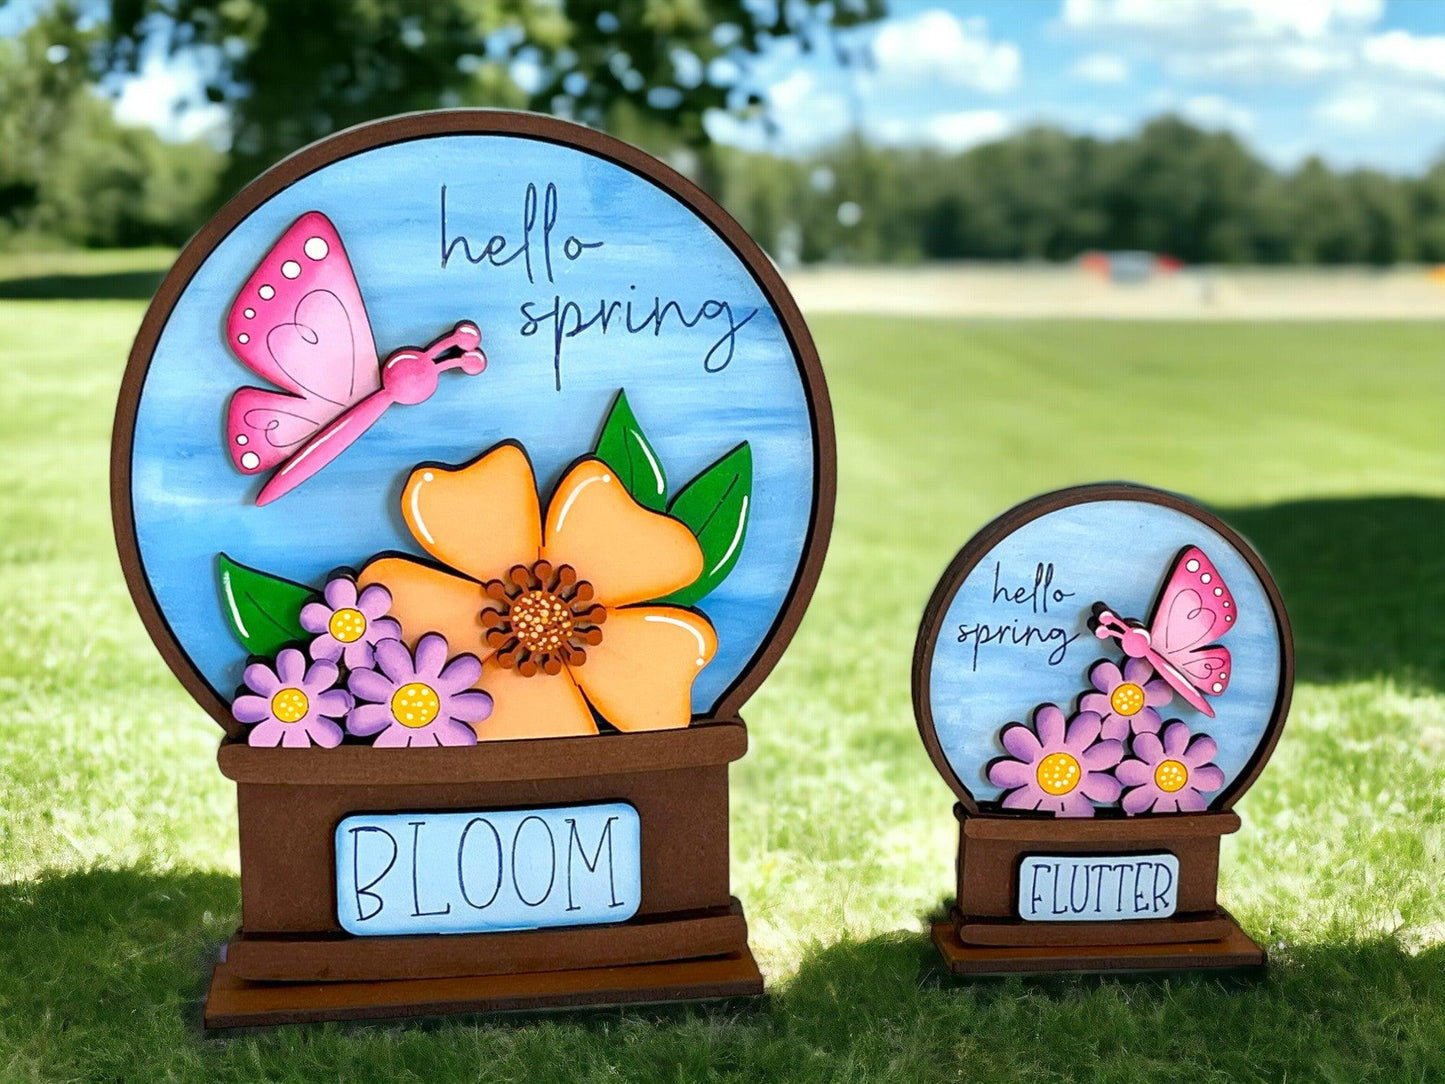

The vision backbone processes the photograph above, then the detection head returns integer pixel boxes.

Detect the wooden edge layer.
[204,950,765,1028]
[931,913,1264,976]
[957,809,1242,841]
[955,910,1235,948]
[227,900,749,983]
[218,719,747,784]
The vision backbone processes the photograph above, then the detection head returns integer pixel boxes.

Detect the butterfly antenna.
[424,321,487,376]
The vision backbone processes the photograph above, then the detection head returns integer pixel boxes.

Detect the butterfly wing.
[224,211,380,404]
[226,387,336,476]
[1148,545,1236,699]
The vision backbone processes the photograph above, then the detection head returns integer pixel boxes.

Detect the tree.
[0,2,223,245]
[99,0,885,196]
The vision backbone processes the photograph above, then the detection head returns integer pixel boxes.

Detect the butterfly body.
[225,212,486,505]
[1091,545,1235,718]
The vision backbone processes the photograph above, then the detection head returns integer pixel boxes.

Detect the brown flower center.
[481,561,605,677]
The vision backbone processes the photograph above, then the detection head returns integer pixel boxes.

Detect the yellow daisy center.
[270,687,309,723]
[1036,751,1082,796]
[1110,681,1146,716]
[390,682,441,728]
[328,606,368,643]
[1155,759,1189,793]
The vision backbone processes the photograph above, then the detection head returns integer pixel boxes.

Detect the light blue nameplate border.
[1017,853,1179,922]
[335,802,642,936]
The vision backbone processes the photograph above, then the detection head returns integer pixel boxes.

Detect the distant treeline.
[708,118,1445,266]
[6,90,1445,266]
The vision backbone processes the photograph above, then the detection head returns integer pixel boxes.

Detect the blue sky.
[7,0,1445,173]
[710,0,1445,173]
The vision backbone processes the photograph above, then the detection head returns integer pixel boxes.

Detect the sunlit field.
[0,253,1441,1081]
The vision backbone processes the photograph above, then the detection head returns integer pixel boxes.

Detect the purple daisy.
[300,576,402,670]
[232,647,350,748]
[1080,657,1173,741]
[1117,720,1226,814]
[987,705,1124,817]
[346,633,492,747]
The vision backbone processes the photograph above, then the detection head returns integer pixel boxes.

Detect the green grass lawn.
[0,259,1442,1080]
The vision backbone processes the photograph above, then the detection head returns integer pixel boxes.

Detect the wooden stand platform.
[204,945,763,1029]
[931,910,1264,976]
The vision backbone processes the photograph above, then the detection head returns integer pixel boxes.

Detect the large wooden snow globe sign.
[111,112,833,1027]
[913,485,1292,975]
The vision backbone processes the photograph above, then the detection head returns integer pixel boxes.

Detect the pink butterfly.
[225,211,487,505]
[1090,546,1235,718]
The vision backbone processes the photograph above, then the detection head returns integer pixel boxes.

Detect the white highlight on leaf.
[628,430,664,497]
[221,569,251,640]
[709,495,749,577]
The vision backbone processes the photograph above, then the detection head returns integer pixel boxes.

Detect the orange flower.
[358,444,717,740]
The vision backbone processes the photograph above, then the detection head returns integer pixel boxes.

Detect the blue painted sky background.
[927,500,1283,806]
[128,133,816,716]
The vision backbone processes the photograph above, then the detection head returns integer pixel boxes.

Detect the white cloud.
[765,70,852,146]
[872,10,1021,94]
[1060,0,1382,43]
[872,109,1012,152]
[1072,52,1130,84]
[112,53,228,143]
[1060,0,1380,83]
[1179,93,1255,133]
[1315,82,1445,131]
[1363,31,1445,84]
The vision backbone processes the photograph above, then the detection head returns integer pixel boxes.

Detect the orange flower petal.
[573,606,716,732]
[401,443,542,583]
[542,459,703,606]
[472,658,598,741]
[358,556,492,661]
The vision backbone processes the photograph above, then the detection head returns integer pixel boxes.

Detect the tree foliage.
[0,3,223,247]
[99,0,884,195]
[712,118,1445,266]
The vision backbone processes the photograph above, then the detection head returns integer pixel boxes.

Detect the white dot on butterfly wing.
[235,435,248,445]
[1225,614,1233,621]
[1211,682,1223,693]
[258,284,275,300]
[303,236,329,260]
[240,451,260,470]
[237,333,249,344]
[243,308,255,319]
[1200,572,1212,584]
[281,260,301,279]
[1186,559,1200,572]
[1214,587,1223,596]
[1223,601,1230,607]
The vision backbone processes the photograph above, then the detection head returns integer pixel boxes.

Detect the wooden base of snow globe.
[111,113,834,1029]
[203,722,761,1028]
[912,484,1292,983]
[930,807,1263,976]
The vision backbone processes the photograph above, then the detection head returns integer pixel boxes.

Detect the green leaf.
[594,390,667,511]
[659,443,752,607]
[217,553,314,657]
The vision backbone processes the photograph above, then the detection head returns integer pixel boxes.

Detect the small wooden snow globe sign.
[913,484,1292,975]
[111,112,833,1027]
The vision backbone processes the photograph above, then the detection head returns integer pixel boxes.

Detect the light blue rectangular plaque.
[1017,853,1179,922]
[335,802,642,936]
